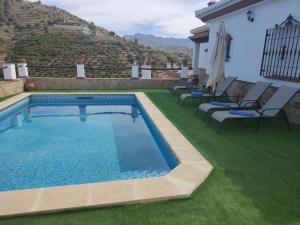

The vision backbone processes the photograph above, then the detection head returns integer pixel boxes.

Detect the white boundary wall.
[203,0,300,87]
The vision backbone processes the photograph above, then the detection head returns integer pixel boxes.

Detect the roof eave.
[196,0,265,22]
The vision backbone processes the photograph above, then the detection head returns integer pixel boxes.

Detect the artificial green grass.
[0,94,18,102]
[1,89,300,225]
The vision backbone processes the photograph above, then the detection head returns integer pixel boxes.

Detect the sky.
[30,0,207,38]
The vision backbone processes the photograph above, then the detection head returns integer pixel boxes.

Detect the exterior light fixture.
[247,10,254,22]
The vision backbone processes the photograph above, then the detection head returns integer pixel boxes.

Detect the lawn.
[1,89,300,225]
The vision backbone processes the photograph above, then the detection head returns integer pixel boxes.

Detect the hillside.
[124,33,193,56]
[0,0,189,78]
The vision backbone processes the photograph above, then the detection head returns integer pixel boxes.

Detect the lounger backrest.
[199,75,209,88]
[215,76,237,97]
[260,85,299,116]
[187,77,193,83]
[203,74,209,84]
[241,81,272,104]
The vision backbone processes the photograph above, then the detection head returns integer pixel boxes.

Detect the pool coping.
[0,92,213,217]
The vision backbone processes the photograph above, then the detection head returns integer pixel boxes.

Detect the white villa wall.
[204,0,300,88]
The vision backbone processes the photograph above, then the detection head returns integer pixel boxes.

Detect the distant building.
[80,26,92,36]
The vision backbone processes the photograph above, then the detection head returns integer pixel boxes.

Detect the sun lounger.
[208,85,299,132]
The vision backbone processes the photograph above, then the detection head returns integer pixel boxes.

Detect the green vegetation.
[8,31,182,78]
[0,94,17,102]
[1,89,299,225]
[0,0,187,76]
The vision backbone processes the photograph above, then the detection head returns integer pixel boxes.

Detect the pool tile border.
[0,92,213,217]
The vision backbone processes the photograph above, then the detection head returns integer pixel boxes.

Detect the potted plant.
[24,82,35,91]
[77,58,85,64]
[19,58,27,63]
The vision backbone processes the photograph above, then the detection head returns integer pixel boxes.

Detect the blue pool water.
[0,95,178,191]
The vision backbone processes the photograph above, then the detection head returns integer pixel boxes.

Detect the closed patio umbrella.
[207,22,227,91]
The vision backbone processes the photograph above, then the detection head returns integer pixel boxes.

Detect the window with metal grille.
[260,15,300,82]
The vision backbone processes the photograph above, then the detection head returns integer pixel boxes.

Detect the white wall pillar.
[76,64,85,78]
[141,65,152,79]
[166,62,172,69]
[180,66,189,79]
[131,65,139,78]
[17,63,29,77]
[2,64,16,80]
[192,42,200,75]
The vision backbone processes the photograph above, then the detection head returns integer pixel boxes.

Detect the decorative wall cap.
[195,0,265,22]
[196,0,239,19]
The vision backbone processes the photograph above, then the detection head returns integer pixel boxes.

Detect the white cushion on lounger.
[180,93,211,101]
[211,110,260,123]
[173,86,186,90]
[199,103,239,112]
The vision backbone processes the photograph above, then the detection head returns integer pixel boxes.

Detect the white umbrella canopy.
[206,22,227,91]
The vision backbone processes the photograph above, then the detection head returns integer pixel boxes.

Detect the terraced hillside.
[0,0,188,78]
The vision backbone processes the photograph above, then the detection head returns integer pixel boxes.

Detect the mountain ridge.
[124,33,193,48]
[124,33,193,56]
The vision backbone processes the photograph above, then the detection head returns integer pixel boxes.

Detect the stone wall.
[27,77,186,90]
[227,80,300,125]
[0,79,24,98]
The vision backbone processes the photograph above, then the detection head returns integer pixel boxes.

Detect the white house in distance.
[191,0,300,88]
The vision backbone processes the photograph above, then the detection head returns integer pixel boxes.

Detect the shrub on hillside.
[15,24,24,31]
[109,31,116,37]
[81,39,97,46]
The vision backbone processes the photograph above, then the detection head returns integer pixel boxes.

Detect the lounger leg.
[177,97,181,104]
[255,117,261,133]
[181,98,187,106]
[285,118,291,132]
[173,89,178,96]
[204,109,213,121]
[207,117,211,126]
[282,110,291,132]
[204,112,208,121]
[194,108,199,117]
[217,123,223,134]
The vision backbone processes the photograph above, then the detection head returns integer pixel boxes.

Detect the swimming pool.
[0,92,212,216]
[0,94,178,192]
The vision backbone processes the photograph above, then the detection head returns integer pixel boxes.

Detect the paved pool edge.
[0,92,213,217]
